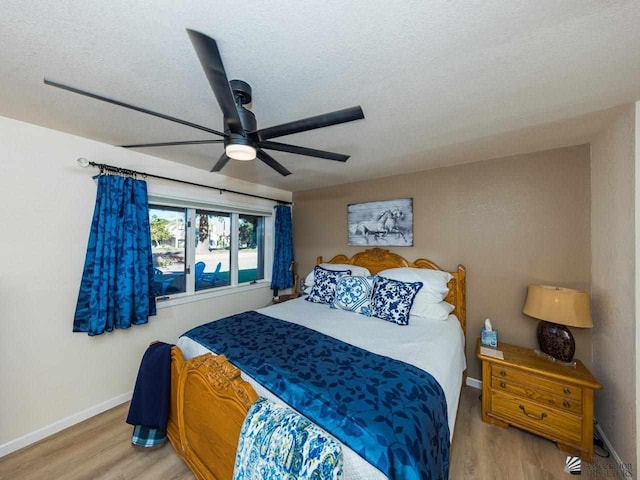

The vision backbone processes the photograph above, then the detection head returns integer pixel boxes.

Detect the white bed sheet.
[177,297,466,480]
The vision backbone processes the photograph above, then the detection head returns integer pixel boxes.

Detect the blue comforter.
[184,311,450,480]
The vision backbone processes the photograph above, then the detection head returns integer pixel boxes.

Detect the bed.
[166,248,467,480]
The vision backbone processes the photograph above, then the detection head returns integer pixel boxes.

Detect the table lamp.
[522,284,592,364]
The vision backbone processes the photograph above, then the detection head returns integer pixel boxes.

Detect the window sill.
[155,280,271,309]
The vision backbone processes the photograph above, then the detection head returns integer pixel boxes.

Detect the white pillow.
[413,301,455,321]
[304,263,371,291]
[377,267,452,316]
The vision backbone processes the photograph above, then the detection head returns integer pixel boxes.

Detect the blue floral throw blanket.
[183,311,450,480]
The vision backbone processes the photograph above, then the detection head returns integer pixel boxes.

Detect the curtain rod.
[79,159,292,205]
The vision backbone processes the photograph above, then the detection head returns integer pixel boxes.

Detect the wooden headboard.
[317,248,466,336]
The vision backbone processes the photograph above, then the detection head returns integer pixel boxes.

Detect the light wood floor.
[0,387,619,480]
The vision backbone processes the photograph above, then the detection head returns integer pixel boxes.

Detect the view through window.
[195,211,231,291]
[149,206,187,296]
[149,204,267,298]
[239,214,265,283]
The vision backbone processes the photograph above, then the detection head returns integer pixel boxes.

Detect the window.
[195,210,231,291]
[150,206,187,296]
[149,202,269,300]
[238,214,265,283]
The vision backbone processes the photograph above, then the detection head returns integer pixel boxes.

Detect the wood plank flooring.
[0,387,620,479]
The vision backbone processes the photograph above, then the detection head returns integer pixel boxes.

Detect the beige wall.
[0,116,291,453]
[591,104,637,471]
[636,101,640,480]
[293,145,592,381]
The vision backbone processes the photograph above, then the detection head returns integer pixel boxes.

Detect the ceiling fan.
[44,29,365,177]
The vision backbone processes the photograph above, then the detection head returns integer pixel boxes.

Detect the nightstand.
[271,293,299,304]
[477,338,601,462]
[272,273,300,305]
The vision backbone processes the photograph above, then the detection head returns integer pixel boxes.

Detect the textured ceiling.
[2,0,640,192]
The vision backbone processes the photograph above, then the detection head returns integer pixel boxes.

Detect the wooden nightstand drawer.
[478,339,601,462]
[490,377,582,414]
[491,364,582,401]
[491,391,581,444]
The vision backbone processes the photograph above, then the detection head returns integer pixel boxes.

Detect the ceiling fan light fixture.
[225,143,257,161]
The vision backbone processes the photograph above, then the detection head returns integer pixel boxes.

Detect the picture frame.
[347,198,413,246]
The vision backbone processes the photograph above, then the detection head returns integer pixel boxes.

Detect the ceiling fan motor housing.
[224,105,256,142]
[224,132,253,148]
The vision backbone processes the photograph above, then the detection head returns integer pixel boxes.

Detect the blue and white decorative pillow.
[305,266,351,305]
[371,276,423,325]
[331,275,376,316]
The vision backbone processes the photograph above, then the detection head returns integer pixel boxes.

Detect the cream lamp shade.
[523,285,592,328]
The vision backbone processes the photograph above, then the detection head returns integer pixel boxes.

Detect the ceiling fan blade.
[256,149,291,176]
[211,153,230,172]
[253,106,364,141]
[187,29,242,133]
[43,79,227,137]
[120,139,224,148]
[258,140,349,162]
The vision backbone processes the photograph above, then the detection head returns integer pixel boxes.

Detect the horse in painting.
[350,208,407,243]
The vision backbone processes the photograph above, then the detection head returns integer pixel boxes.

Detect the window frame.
[149,197,274,308]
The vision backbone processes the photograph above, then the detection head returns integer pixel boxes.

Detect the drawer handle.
[499,370,507,377]
[500,382,506,388]
[519,405,547,421]
[563,387,571,395]
[563,400,570,408]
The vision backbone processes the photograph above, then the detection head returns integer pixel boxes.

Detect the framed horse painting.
[347,198,413,246]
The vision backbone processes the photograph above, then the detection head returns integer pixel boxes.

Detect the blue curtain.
[74,174,156,336]
[270,205,294,290]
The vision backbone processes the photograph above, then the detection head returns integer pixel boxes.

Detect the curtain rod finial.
[77,157,90,168]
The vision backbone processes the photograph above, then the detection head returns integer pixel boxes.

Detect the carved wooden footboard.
[167,348,258,480]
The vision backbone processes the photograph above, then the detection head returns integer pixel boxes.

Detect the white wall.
[591,104,637,473]
[0,115,292,453]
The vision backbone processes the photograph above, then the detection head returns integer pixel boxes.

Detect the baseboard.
[466,376,482,389]
[0,391,132,458]
[594,423,633,478]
